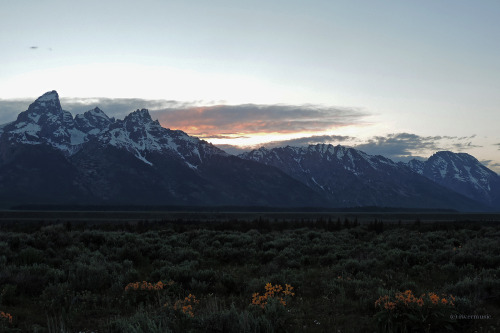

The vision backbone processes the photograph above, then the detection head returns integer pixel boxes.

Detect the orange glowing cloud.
[151,104,370,137]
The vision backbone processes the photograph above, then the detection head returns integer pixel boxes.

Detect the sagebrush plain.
[0,211,499,332]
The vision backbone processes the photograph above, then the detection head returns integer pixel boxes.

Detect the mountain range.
[0,91,498,211]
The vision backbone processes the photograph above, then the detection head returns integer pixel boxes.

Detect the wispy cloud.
[354,133,479,162]
[29,46,53,51]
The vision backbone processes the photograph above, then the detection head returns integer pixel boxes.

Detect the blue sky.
[1,0,499,171]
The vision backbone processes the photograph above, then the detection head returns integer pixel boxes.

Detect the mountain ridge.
[0,91,498,211]
[239,144,495,211]
[0,91,326,208]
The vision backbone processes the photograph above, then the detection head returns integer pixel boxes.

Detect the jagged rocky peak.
[15,91,62,124]
[27,90,62,113]
[120,109,163,138]
[74,107,113,133]
[308,143,336,154]
[85,107,111,122]
[86,107,108,118]
[240,146,269,160]
[37,90,59,101]
[124,109,155,124]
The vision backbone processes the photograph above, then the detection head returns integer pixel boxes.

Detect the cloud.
[152,104,369,136]
[495,143,500,150]
[356,133,442,157]
[451,141,481,150]
[490,164,500,174]
[200,134,250,140]
[260,134,354,149]
[62,97,196,120]
[214,134,355,155]
[214,144,251,155]
[0,99,31,124]
[60,99,369,136]
[482,160,500,174]
[354,133,480,162]
[29,46,53,51]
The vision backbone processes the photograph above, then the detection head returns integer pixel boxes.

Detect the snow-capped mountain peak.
[87,107,109,120]
[100,108,226,167]
[17,90,63,123]
[74,107,113,134]
[123,108,155,125]
[37,90,59,101]
[407,151,500,207]
[0,92,226,167]
[420,151,495,184]
[1,91,80,151]
[29,90,61,111]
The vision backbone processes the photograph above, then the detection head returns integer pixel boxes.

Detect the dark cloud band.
[0,98,369,137]
[354,133,480,162]
[215,134,354,155]
[152,104,369,136]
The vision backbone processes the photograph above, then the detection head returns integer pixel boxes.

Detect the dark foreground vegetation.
[0,213,500,332]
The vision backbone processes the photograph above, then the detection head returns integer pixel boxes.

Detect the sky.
[1,0,499,172]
